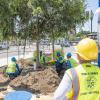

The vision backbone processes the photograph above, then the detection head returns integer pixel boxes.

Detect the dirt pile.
[0,74,10,92]
[0,75,8,83]
[9,67,60,94]
[17,59,34,68]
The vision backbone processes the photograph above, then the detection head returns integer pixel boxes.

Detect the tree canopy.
[0,0,87,67]
[0,0,87,40]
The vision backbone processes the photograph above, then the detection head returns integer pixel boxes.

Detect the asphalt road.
[0,45,35,59]
[0,43,75,59]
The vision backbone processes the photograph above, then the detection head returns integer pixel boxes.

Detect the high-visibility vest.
[6,62,16,73]
[66,63,100,100]
[56,56,64,64]
[67,58,78,69]
[40,55,46,64]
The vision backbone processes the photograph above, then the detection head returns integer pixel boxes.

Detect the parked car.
[0,42,9,50]
[61,41,70,47]
[40,40,50,46]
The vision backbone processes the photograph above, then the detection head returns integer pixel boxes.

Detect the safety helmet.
[67,52,72,57]
[56,52,60,57]
[11,57,17,62]
[75,38,98,60]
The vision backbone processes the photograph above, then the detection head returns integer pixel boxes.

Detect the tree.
[0,0,87,68]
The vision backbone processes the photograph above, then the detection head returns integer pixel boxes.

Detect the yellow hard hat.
[75,38,98,60]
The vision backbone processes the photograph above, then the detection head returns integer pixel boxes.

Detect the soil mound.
[9,67,60,94]
[17,59,32,68]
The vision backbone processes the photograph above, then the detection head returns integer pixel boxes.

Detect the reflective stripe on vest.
[70,68,79,100]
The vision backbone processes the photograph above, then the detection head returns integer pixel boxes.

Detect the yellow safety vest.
[6,62,16,73]
[68,58,78,67]
[66,63,100,100]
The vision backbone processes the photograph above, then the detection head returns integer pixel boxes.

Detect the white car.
[61,41,70,47]
[0,42,9,50]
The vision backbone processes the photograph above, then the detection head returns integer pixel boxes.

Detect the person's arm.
[53,72,72,100]
[16,64,20,72]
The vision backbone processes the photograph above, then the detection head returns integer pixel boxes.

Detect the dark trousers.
[7,64,22,78]
[56,63,63,76]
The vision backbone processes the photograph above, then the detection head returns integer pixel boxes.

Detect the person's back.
[66,63,100,100]
[56,56,63,64]
[54,38,100,100]
[6,61,16,73]
[6,57,21,78]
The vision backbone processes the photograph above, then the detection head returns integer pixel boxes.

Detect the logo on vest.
[85,76,97,89]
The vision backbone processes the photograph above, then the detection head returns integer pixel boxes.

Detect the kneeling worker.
[6,57,21,79]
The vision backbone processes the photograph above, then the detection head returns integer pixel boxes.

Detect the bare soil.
[9,67,60,95]
[0,59,60,95]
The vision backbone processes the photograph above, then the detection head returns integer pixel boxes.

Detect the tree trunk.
[7,40,9,65]
[36,40,40,69]
[23,39,27,58]
[52,33,55,60]
[74,25,76,35]
[18,39,20,60]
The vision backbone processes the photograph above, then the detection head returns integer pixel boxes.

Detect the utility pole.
[98,1,100,49]
[97,0,100,67]
[90,10,94,33]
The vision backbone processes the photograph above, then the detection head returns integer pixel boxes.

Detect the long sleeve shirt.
[53,72,72,100]
[53,64,84,100]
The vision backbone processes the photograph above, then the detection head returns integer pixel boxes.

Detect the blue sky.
[83,0,98,32]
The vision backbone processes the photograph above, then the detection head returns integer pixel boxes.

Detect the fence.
[0,46,35,67]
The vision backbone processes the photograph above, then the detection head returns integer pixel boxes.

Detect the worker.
[66,52,78,69]
[40,52,46,65]
[6,57,21,79]
[54,38,100,100]
[55,52,64,76]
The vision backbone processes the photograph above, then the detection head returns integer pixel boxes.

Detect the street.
[0,44,36,66]
[0,45,35,59]
[0,43,76,66]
